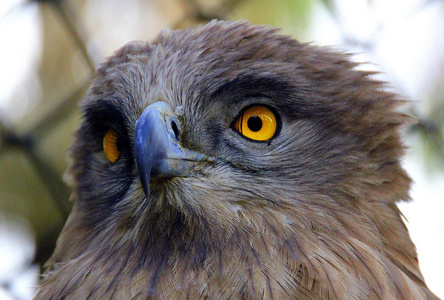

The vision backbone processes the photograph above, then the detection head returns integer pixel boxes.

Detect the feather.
[36,20,439,299]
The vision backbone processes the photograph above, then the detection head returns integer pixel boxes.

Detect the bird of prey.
[36,20,438,299]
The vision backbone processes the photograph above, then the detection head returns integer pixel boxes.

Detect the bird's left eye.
[234,105,278,141]
[103,129,121,163]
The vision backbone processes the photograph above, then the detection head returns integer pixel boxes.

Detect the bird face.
[72,23,384,235]
[67,21,414,253]
[37,21,438,299]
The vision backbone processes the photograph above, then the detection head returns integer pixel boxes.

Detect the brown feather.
[36,20,439,299]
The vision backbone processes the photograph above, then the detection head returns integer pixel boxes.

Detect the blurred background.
[0,0,443,298]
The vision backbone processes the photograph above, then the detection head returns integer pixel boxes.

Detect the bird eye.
[103,129,121,163]
[234,105,278,141]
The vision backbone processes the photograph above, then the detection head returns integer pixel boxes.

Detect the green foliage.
[229,0,313,40]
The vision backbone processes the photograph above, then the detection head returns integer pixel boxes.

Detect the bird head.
[68,21,411,244]
[38,20,437,300]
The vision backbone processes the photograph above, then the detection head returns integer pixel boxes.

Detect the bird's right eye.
[103,129,121,163]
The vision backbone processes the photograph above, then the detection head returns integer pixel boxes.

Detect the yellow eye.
[103,129,121,163]
[234,106,278,141]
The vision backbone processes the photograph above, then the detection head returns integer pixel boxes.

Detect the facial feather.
[36,20,438,299]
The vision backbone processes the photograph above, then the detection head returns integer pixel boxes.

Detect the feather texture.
[36,20,438,299]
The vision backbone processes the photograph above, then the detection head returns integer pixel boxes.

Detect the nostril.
[170,118,180,140]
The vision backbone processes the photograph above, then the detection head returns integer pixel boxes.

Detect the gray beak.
[134,101,206,196]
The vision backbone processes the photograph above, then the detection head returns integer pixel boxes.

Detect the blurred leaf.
[229,0,313,40]
[319,0,334,12]
[410,110,444,172]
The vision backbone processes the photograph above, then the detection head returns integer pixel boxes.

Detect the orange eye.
[234,106,278,141]
[103,129,121,163]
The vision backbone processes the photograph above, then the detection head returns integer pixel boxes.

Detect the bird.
[35,20,439,299]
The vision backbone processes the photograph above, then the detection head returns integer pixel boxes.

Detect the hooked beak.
[134,101,206,196]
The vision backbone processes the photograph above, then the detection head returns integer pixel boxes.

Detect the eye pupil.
[247,116,262,132]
